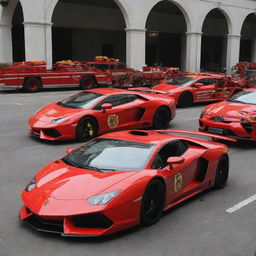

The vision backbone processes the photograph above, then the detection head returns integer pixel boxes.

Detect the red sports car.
[20,129,234,237]
[199,88,256,141]
[29,88,176,141]
[153,74,238,107]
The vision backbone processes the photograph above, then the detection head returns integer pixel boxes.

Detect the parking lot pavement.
[0,90,256,256]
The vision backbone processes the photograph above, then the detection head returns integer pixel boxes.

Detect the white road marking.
[13,102,23,106]
[226,194,256,213]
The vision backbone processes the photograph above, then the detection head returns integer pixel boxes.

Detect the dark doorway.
[12,2,25,62]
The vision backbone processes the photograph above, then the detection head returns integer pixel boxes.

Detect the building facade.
[1,0,256,72]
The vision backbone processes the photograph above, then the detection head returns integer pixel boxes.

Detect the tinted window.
[151,140,188,169]
[94,94,138,109]
[58,92,104,109]
[168,76,196,86]
[197,78,215,86]
[117,63,126,69]
[63,138,155,171]
[227,90,256,105]
[95,64,109,71]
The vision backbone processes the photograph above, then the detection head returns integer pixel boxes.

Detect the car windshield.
[62,138,155,171]
[167,76,196,86]
[58,92,104,109]
[227,90,256,105]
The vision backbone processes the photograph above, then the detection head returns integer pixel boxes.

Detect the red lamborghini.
[20,129,234,237]
[199,88,256,141]
[153,74,238,107]
[29,88,176,141]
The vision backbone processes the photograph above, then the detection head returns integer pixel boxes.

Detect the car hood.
[31,102,84,123]
[153,83,181,93]
[31,161,138,200]
[206,101,256,118]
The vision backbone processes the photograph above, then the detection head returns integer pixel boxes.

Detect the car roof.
[87,88,128,95]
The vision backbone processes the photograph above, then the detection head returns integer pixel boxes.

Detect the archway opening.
[240,13,256,62]
[51,0,126,63]
[201,9,228,72]
[146,0,187,69]
[12,2,25,62]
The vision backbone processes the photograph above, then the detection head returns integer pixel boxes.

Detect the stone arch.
[240,12,256,62]
[0,0,25,62]
[46,0,129,27]
[200,8,230,72]
[49,0,129,62]
[145,0,192,32]
[145,0,191,68]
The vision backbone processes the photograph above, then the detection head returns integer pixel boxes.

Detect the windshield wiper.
[83,166,116,172]
[62,158,84,168]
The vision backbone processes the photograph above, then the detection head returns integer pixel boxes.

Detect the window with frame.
[151,140,188,169]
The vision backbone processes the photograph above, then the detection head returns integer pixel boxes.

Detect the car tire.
[23,78,41,93]
[140,179,165,226]
[152,107,171,129]
[178,92,193,108]
[214,154,229,189]
[132,76,144,87]
[80,76,96,90]
[76,116,98,142]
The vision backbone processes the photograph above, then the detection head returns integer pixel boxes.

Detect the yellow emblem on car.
[108,114,119,129]
[174,173,182,192]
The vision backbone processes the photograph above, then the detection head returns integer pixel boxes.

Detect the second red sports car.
[29,88,176,141]
[199,88,256,141]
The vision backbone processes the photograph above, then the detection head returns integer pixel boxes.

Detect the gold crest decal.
[174,173,182,192]
[43,200,49,207]
[107,115,119,129]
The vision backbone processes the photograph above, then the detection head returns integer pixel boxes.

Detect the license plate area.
[208,127,224,134]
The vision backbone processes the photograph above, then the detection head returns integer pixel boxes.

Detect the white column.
[251,37,256,63]
[23,21,53,69]
[226,34,241,74]
[0,24,13,63]
[125,28,146,70]
[185,32,202,72]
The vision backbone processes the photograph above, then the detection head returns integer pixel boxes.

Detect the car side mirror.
[194,83,203,88]
[102,103,112,112]
[167,156,185,170]
[66,147,75,154]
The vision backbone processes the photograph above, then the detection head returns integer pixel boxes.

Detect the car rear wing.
[128,88,167,95]
[157,129,237,142]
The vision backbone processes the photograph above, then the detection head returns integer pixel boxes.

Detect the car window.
[151,140,188,169]
[197,78,217,86]
[117,63,126,69]
[94,94,138,110]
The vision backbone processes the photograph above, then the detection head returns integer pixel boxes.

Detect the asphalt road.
[0,89,255,256]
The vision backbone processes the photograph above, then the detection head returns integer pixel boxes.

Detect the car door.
[151,140,207,203]
[94,94,146,132]
[193,78,217,102]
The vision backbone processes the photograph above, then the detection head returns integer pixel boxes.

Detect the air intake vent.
[130,130,149,136]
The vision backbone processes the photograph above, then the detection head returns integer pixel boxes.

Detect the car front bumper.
[199,117,256,141]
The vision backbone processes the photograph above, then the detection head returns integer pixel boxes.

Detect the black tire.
[23,78,41,92]
[214,155,229,189]
[178,92,193,108]
[141,179,165,226]
[132,76,144,87]
[79,76,96,90]
[153,107,171,129]
[76,117,98,141]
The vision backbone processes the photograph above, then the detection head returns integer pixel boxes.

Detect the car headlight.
[249,115,256,121]
[200,109,206,118]
[87,190,121,205]
[52,117,69,124]
[25,177,36,192]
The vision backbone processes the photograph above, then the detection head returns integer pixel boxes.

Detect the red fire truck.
[0,57,183,92]
[0,61,104,92]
